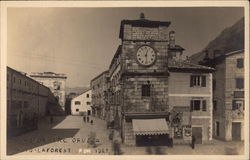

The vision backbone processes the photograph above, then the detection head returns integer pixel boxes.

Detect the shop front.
[132,119,170,146]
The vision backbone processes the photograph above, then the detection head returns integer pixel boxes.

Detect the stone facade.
[169,72,213,143]
[7,67,59,136]
[90,71,109,119]
[195,50,244,141]
[104,15,214,146]
[71,89,92,116]
[29,72,67,110]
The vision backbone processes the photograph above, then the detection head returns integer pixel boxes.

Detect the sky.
[7,7,244,88]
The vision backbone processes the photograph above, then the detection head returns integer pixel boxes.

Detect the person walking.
[83,116,86,122]
[191,135,196,149]
[90,120,93,125]
[87,116,89,122]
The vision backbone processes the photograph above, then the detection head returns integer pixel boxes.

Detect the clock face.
[136,46,156,66]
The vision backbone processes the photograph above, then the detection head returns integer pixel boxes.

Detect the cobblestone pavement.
[7,115,244,155]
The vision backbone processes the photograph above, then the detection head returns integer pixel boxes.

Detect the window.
[213,79,216,90]
[13,77,16,83]
[237,58,244,68]
[190,75,206,87]
[7,74,9,82]
[75,101,81,105]
[19,79,21,84]
[191,100,206,111]
[232,100,244,110]
[86,94,89,98]
[142,85,150,97]
[213,100,217,112]
[86,102,91,105]
[236,78,244,89]
[76,109,79,112]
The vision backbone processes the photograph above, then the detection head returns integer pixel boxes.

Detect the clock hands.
[145,50,148,64]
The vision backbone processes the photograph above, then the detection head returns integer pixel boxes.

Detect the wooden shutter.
[202,76,206,87]
[190,100,193,112]
[202,100,206,111]
[232,100,236,110]
[190,76,194,87]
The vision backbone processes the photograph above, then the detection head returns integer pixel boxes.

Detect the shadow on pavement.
[7,116,80,155]
[145,146,167,155]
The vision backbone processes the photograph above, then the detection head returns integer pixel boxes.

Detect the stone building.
[29,72,67,110]
[168,59,214,144]
[90,71,109,119]
[71,89,92,116]
[197,49,244,141]
[106,14,215,146]
[7,67,60,136]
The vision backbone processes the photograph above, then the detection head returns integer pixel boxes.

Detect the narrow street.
[7,115,244,155]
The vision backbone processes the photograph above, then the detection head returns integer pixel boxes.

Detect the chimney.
[169,31,175,48]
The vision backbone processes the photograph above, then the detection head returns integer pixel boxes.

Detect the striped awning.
[132,119,169,135]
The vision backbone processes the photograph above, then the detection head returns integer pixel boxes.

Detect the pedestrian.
[83,116,86,122]
[87,116,89,122]
[191,135,196,149]
[90,120,93,125]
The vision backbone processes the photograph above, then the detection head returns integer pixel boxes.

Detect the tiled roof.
[168,59,215,72]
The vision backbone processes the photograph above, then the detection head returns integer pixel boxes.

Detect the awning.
[132,119,169,135]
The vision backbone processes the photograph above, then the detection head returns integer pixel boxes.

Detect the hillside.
[190,17,244,64]
[65,86,90,95]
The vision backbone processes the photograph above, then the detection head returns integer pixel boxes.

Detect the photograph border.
[1,1,249,160]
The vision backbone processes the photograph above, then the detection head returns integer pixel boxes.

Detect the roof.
[109,45,122,69]
[90,70,109,83]
[168,59,215,73]
[132,119,169,135]
[7,66,51,90]
[30,72,67,79]
[199,49,244,66]
[119,18,171,39]
[72,88,91,99]
[169,45,185,51]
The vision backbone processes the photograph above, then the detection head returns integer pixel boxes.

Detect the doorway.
[232,122,241,141]
[192,127,202,144]
[136,134,169,146]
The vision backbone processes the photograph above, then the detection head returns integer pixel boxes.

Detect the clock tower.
[118,13,171,145]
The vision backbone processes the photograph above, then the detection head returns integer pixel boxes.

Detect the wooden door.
[232,122,241,141]
[192,127,202,144]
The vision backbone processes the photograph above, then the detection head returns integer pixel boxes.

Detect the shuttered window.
[237,58,244,68]
[142,85,150,97]
[190,75,206,87]
[190,99,207,112]
[236,78,244,89]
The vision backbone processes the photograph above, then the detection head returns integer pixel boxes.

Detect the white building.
[71,89,92,116]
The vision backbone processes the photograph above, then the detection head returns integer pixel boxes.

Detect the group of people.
[83,115,94,125]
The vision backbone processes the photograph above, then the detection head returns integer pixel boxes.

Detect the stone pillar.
[225,120,232,141]
[124,121,136,146]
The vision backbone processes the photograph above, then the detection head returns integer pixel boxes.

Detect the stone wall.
[121,41,168,74]
[123,121,136,146]
[123,76,168,112]
[123,25,168,41]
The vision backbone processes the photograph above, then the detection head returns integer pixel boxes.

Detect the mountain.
[190,17,244,64]
[65,86,90,95]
